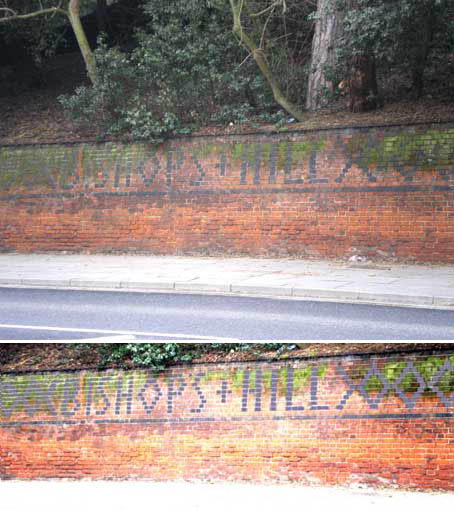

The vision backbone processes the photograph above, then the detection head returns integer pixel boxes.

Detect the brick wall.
[1,122,454,261]
[1,350,454,489]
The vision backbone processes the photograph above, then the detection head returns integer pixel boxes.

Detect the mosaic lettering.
[1,354,454,426]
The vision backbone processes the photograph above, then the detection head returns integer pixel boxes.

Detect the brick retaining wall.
[1,350,454,489]
[1,122,454,261]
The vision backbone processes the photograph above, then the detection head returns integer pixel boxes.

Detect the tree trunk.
[342,0,378,112]
[68,0,97,84]
[411,7,435,99]
[229,0,305,122]
[0,1,97,85]
[347,55,378,112]
[306,0,342,111]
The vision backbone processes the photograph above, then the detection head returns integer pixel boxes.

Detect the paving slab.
[0,481,452,510]
[0,254,453,309]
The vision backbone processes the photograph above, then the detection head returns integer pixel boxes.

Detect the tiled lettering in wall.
[1,127,454,197]
[1,354,454,426]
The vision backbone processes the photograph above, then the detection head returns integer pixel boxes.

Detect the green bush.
[59,0,282,141]
[97,343,295,371]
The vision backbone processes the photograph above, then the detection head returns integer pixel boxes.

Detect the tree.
[338,0,454,102]
[60,0,282,140]
[306,0,343,111]
[338,0,379,112]
[228,0,306,121]
[0,0,97,83]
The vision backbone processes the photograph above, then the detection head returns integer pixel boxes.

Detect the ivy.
[97,343,296,372]
[59,0,282,141]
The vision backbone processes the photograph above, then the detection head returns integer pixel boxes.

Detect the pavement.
[0,481,452,510]
[0,253,453,309]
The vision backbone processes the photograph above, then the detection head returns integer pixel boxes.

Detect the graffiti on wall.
[1,127,454,198]
[1,355,454,426]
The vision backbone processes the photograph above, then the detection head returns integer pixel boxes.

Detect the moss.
[231,140,325,168]
[107,374,121,395]
[225,365,324,394]
[231,143,244,162]
[293,367,310,389]
[276,366,314,394]
[262,370,272,391]
[290,140,325,162]
[200,370,232,383]
[365,374,385,393]
[192,143,223,159]
[318,363,328,379]
[231,369,244,391]
[0,373,75,417]
[359,356,454,396]
[0,146,82,191]
[81,373,117,405]
[345,129,454,171]
[133,371,148,391]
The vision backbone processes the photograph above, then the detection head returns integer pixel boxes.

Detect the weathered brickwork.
[1,123,454,261]
[1,350,454,489]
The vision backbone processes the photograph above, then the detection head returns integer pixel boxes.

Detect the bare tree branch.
[250,1,280,18]
[0,7,17,16]
[229,0,304,121]
[0,6,66,23]
[0,0,96,86]
[260,4,277,49]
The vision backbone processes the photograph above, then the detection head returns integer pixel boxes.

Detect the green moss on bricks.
[232,369,244,391]
[346,129,454,170]
[80,143,149,178]
[276,366,313,394]
[290,140,325,162]
[192,143,224,159]
[262,370,272,391]
[231,143,244,162]
[292,367,312,390]
[228,365,325,394]
[0,146,80,191]
[81,373,116,405]
[200,370,232,383]
[360,356,454,396]
[231,140,325,168]
[133,370,148,391]
[0,373,75,417]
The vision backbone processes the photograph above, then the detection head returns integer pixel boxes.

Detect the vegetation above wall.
[0,343,452,373]
[1,1,453,145]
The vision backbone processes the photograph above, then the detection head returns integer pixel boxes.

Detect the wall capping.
[1,119,454,150]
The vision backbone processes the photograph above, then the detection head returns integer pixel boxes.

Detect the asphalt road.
[0,287,454,340]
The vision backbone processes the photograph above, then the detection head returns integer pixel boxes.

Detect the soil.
[0,343,452,373]
[1,52,454,147]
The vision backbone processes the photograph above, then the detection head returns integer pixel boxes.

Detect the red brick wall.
[1,350,454,489]
[1,122,454,261]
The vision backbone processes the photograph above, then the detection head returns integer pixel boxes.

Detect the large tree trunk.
[343,0,378,113]
[306,0,342,111]
[347,55,378,112]
[411,7,435,99]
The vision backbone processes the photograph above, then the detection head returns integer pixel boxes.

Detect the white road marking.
[78,335,138,341]
[0,324,240,341]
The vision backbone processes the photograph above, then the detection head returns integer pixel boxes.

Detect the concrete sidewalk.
[0,253,454,308]
[0,481,452,510]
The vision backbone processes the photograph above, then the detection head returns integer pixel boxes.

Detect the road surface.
[0,287,454,340]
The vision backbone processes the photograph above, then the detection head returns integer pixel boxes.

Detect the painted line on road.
[0,324,240,341]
